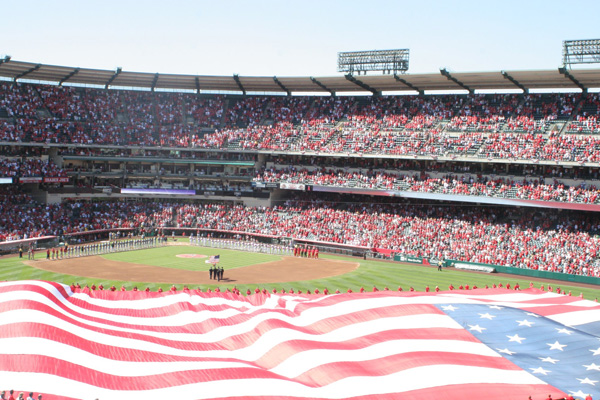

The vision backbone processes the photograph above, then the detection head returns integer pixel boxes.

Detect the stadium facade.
[2,59,600,279]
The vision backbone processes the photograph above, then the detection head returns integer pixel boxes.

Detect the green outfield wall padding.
[444,259,600,285]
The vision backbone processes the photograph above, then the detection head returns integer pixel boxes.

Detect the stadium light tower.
[562,39,600,68]
[338,49,409,75]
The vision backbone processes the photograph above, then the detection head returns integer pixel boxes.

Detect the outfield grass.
[0,246,598,300]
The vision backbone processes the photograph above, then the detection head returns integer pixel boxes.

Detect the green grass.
[101,245,281,271]
[0,246,598,300]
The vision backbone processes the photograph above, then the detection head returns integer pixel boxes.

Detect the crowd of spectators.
[3,191,598,277]
[255,167,600,204]
[2,83,600,163]
[0,191,175,242]
[567,93,600,134]
[0,158,66,178]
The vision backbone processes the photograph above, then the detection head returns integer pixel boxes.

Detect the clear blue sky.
[2,0,599,77]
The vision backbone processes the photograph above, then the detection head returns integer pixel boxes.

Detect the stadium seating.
[3,82,600,279]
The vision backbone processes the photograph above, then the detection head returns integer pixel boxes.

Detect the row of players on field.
[293,245,319,258]
[24,234,318,259]
[189,235,294,256]
[20,237,160,260]
[189,235,320,258]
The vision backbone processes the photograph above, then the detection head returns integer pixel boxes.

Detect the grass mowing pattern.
[101,246,281,271]
[0,246,597,300]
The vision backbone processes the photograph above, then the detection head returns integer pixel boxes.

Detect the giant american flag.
[1,281,600,400]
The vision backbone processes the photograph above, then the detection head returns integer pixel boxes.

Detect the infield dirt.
[26,254,359,285]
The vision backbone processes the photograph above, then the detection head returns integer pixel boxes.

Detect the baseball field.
[1,239,598,299]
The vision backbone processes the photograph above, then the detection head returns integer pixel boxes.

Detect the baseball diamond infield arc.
[26,255,359,285]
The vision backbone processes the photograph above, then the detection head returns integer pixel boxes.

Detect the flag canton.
[439,303,600,400]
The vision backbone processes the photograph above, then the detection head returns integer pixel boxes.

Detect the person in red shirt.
[359,287,365,293]
[425,285,430,292]
[314,288,319,294]
[246,288,252,295]
[347,288,353,293]
[435,286,440,292]
[398,286,403,291]
[449,284,454,290]
[372,286,379,292]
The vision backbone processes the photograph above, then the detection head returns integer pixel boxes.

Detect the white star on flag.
[468,324,486,333]
[583,363,600,371]
[496,348,516,355]
[442,305,458,311]
[530,367,551,375]
[577,377,599,386]
[570,390,589,398]
[540,357,560,364]
[517,319,535,327]
[548,341,567,351]
[556,328,573,335]
[590,347,600,356]
[508,334,526,344]
[479,312,496,320]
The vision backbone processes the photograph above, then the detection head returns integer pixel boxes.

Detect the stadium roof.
[1,58,600,93]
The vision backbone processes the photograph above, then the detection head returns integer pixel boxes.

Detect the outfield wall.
[446,259,600,286]
[390,253,600,286]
